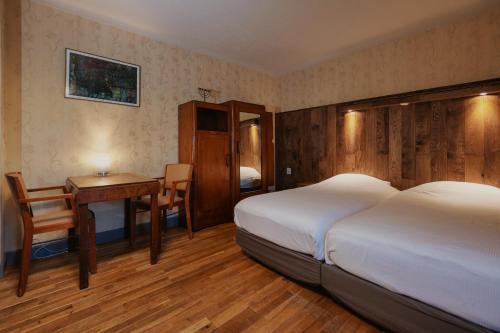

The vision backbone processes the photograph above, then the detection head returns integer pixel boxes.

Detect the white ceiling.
[37,0,498,75]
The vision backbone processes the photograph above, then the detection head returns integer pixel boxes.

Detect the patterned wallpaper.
[280,5,500,111]
[21,0,280,187]
[8,0,281,248]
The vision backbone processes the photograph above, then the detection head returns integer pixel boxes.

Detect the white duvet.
[234,173,398,260]
[325,181,500,331]
[240,166,261,188]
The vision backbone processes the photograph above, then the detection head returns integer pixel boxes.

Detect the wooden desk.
[66,173,160,289]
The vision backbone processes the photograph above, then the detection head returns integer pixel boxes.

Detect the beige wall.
[21,0,280,186]
[1,0,281,250]
[280,5,500,111]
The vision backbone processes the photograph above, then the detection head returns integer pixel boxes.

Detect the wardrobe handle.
[225,154,230,167]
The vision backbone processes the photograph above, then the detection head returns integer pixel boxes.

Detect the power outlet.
[286,167,292,175]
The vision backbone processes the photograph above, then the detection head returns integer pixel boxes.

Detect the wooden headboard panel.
[276,80,500,190]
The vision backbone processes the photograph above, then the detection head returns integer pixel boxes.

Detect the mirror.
[239,112,262,193]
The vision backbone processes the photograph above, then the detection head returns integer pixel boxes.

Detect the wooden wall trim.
[276,78,500,190]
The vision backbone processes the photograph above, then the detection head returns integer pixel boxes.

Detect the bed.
[323,181,500,333]
[234,173,399,284]
[240,166,262,190]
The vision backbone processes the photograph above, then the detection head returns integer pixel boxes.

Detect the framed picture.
[65,49,140,107]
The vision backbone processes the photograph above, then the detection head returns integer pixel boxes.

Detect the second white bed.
[325,181,500,331]
[234,173,398,260]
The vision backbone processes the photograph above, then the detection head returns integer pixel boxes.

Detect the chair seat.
[134,192,183,210]
[32,209,76,233]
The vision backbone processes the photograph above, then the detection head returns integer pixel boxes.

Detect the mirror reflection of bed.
[239,112,262,193]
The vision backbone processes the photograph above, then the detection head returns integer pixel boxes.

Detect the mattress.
[240,166,261,189]
[234,173,399,260]
[325,181,500,331]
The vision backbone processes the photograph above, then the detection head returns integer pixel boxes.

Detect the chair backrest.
[5,172,33,220]
[5,172,30,206]
[164,164,193,192]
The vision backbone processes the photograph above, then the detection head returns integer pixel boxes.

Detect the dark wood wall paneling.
[276,106,336,189]
[276,87,500,190]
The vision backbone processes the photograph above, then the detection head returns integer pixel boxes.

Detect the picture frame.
[65,49,141,107]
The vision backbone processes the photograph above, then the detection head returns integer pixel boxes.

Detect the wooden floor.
[0,223,380,333]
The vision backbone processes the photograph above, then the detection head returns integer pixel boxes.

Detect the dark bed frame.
[236,227,495,333]
[236,228,322,285]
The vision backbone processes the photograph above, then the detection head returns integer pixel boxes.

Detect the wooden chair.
[5,172,97,297]
[129,164,194,245]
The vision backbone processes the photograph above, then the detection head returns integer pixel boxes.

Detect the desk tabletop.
[67,173,157,189]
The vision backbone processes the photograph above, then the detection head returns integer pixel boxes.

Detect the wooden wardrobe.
[178,100,274,231]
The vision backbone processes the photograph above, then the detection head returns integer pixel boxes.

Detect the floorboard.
[0,223,380,333]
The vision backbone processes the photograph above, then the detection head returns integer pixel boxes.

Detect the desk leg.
[78,204,90,289]
[124,198,136,247]
[124,198,130,236]
[150,193,159,264]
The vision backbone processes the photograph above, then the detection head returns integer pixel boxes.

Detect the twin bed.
[239,166,262,190]
[234,174,500,333]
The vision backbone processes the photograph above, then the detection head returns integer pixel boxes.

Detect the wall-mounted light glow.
[95,153,111,177]
[347,109,354,113]
[400,102,409,106]
[480,92,488,96]
[345,109,358,150]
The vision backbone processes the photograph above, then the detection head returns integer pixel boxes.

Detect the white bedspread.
[234,173,398,260]
[325,181,500,331]
[240,166,261,188]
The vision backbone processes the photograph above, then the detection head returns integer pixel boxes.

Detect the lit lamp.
[95,153,111,176]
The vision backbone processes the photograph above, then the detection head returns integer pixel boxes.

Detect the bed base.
[320,264,494,333]
[236,227,495,333]
[236,227,322,285]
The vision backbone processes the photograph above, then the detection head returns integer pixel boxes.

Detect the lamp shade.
[95,153,111,176]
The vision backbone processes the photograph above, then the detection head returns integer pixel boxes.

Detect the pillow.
[240,166,261,180]
[316,173,399,199]
[407,181,500,207]
[322,173,392,186]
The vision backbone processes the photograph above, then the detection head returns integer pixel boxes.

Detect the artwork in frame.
[65,49,140,107]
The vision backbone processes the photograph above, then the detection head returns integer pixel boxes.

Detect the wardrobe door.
[194,131,232,229]
[235,109,265,198]
[226,101,269,205]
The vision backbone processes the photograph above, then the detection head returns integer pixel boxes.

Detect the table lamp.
[95,153,111,176]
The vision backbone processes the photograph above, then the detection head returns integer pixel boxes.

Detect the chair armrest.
[168,179,192,207]
[20,193,73,203]
[27,185,67,192]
